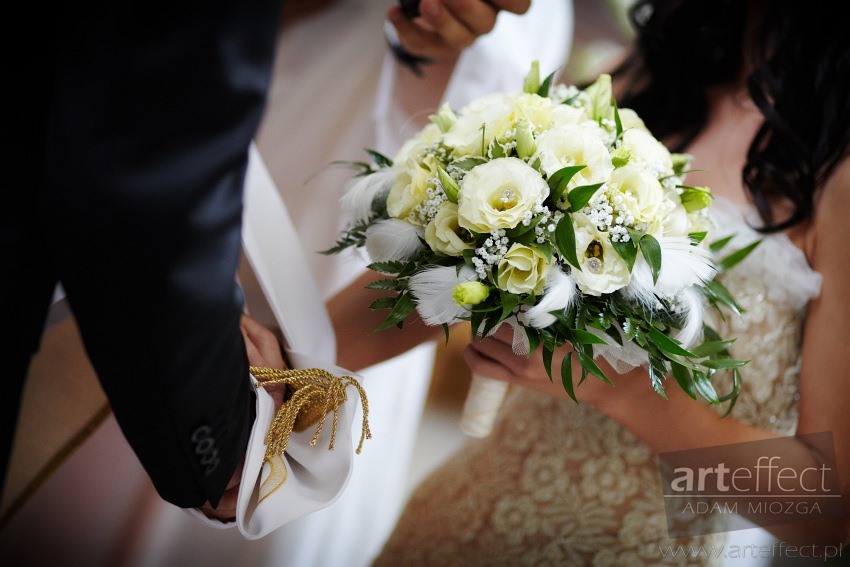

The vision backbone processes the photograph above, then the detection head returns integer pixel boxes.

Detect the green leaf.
[369,297,396,310]
[365,148,393,168]
[567,182,604,211]
[367,261,406,275]
[670,362,698,400]
[702,358,749,370]
[612,239,638,272]
[648,327,696,357]
[437,166,459,203]
[499,291,520,320]
[548,165,586,205]
[704,279,745,315]
[525,327,540,355]
[716,240,762,272]
[639,234,662,284]
[366,278,404,291]
[648,364,668,399]
[561,352,577,402]
[450,156,488,171]
[542,345,554,382]
[577,350,613,385]
[693,371,720,404]
[555,214,582,270]
[375,293,416,331]
[613,101,623,138]
[488,139,508,159]
[689,231,708,245]
[689,339,736,357]
[537,69,557,98]
[709,234,735,253]
[571,329,609,345]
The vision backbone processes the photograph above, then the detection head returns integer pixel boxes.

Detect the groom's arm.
[42,0,284,508]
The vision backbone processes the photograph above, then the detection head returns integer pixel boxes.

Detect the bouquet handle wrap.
[459,374,510,438]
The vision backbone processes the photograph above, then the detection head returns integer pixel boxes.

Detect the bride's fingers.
[489,0,531,15]
[240,315,286,369]
[387,6,455,61]
[440,0,499,38]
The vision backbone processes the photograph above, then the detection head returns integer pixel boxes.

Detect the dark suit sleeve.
[41,0,285,508]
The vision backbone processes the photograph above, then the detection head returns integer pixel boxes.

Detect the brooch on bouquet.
[325,62,758,437]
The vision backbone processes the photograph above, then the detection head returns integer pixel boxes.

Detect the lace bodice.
[375,198,822,566]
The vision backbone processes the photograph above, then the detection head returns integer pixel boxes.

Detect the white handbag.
[188,143,367,539]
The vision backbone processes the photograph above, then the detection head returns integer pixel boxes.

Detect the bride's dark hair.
[610,0,850,232]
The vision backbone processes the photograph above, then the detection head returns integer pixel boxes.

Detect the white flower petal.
[364,218,424,262]
[409,266,478,326]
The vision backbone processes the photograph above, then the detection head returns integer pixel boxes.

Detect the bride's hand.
[197,314,287,522]
[387,0,531,62]
[464,326,654,411]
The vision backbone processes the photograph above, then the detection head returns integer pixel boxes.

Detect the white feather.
[409,266,478,326]
[622,236,715,308]
[340,168,396,226]
[523,268,578,329]
[655,236,715,297]
[364,219,424,262]
[672,286,705,349]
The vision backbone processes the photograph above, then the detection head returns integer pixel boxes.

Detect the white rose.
[444,93,514,157]
[607,164,665,230]
[621,128,673,178]
[393,123,442,165]
[534,122,614,194]
[425,202,474,256]
[571,214,632,296]
[457,157,549,233]
[387,157,436,225]
[497,243,551,295]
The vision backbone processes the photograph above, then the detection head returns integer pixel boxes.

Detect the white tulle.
[409,266,477,325]
[364,219,424,262]
[522,268,578,329]
[340,168,397,226]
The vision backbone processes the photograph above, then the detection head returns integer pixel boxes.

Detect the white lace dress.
[375,197,822,566]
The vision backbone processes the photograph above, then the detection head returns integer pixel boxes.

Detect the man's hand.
[387,0,531,62]
[196,314,287,522]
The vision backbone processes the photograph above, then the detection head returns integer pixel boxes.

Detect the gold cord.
[249,367,371,463]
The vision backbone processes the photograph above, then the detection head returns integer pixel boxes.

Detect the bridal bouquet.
[326,63,754,436]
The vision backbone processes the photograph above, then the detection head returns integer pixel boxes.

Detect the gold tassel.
[249,367,372,464]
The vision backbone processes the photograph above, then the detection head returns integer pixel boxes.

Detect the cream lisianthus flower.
[511,93,556,132]
[660,189,690,238]
[534,122,614,193]
[617,108,649,133]
[386,157,437,225]
[620,128,674,178]
[607,164,665,232]
[571,214,631,296]
[496,243,551,295]
[550,104,586,128]
[425,202,474,256]
[444,93,514,157]
[457,157,549,233]
[392,123,441,165]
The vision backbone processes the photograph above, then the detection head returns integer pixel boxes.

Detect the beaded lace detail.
[375,197,821,566]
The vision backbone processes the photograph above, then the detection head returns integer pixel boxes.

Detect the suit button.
[190,426,220,476]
